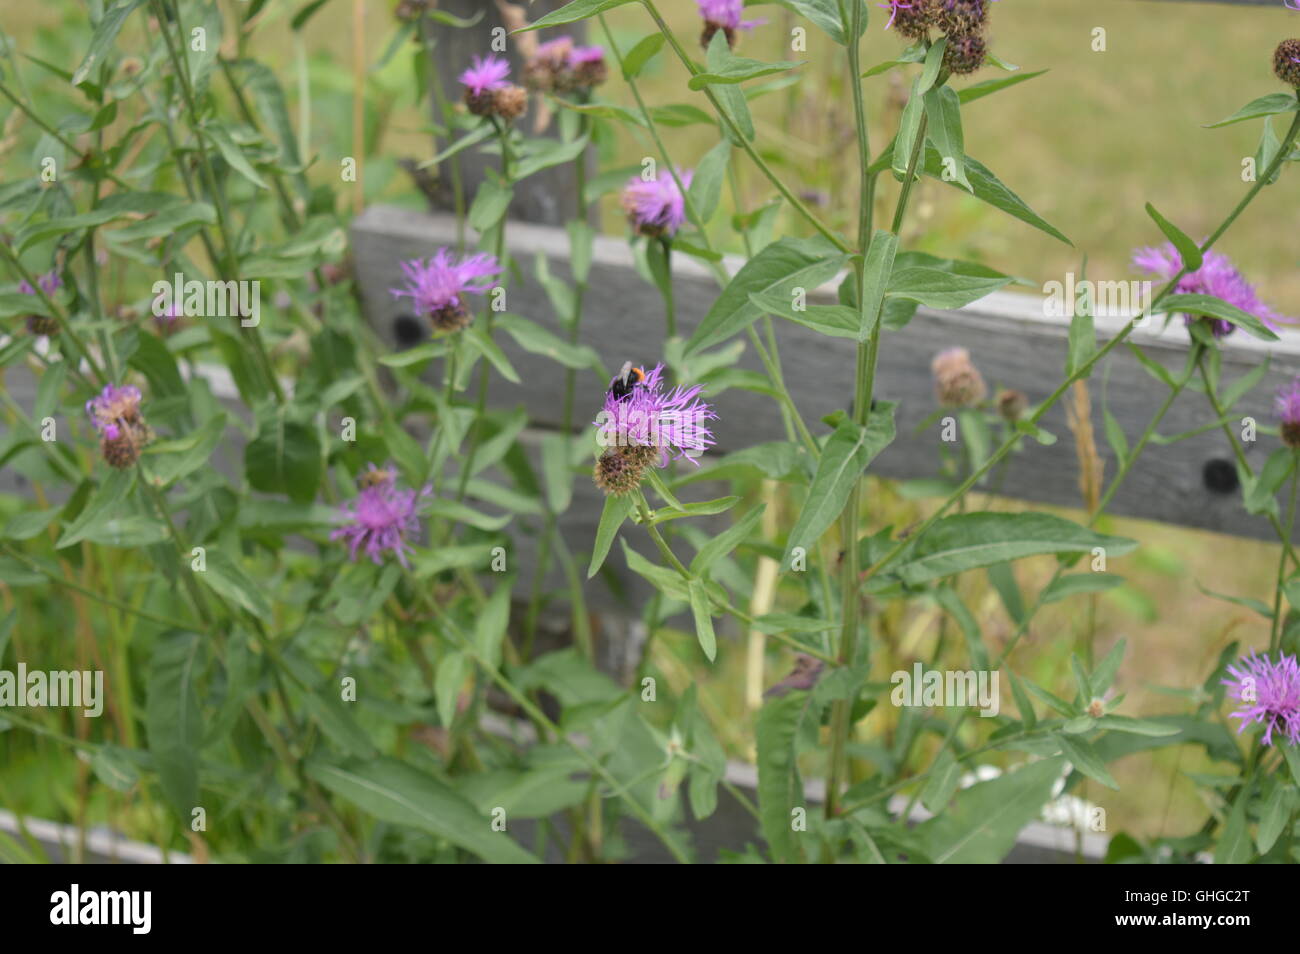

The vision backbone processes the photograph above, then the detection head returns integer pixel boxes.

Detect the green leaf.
[464,322,522,384]
[686,140,731,226]
[145,414,227,487]
[1007,670,1036,730]
[56,469,134,548]
[1040,572,1124,604]
[204,124,268,190]
[922,145,1071,245]
[1214,789,1253,864]
[782,406,896,569]
[748,290,859,339]
[915,758,1063,863]
[957,70,1048,104]
[1160,293,1280,342]
[756,692,807,864]
[705,30,754,143]
[588,492,635,579]
[1206,93,1300,128]
[688,58,803,89]
[474,583,511,670]
[772,0,868,45]
[1144,203,1202,272]
[921,748,963,814]
[687,237,848,355]
[73,0,145,87]
[198,549,273,621]
[886,266,1009,309]
[1055,733,1118,790]
[923,86,971,192]
[622,34,665,79]
[468,176,513,232]
[688,579,718,662]
[306,757,540,863]
[890,512,1136,585]
[858,230,899,341]
[146,631,203,821]
[691,505,765,578]
[245,418,322,504]
[1256,782,1290,855]
[515,0,636,31]
[893,77,926,178]
[435,652,467,728]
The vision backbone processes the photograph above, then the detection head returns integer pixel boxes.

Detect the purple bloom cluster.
[596,363,716,467]
[459,54,511,97]
[85,384,143,442]
[1132,243,1286,338]
[621,169,693,239]
[331,467,432,568]
[390,249,502,331]
[1223,652,1300,746]
[696,0,764,30]
[17,269,61,296]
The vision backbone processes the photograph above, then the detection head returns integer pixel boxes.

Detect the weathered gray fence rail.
[353,205,1300,546]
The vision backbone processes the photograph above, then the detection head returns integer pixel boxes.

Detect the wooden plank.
[420,0,589,226]
[352,204,1300,543]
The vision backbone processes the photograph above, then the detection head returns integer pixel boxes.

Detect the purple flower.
[390,249,502,331]
[697,0,763,30]
[17,269,61,296]
[595,363,716,467]
[1223,652,1300,746]
[85,384,142,440]
[331,468,432,568]
[1132,243,1287,338]
[621,169,693,239]
[1277,378,1300,447]
[459,54,511,97]
[571,45,605,66]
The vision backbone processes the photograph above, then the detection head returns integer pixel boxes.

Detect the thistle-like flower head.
[621,169,693,239]
[390,249,502,332]
[330,468,433,568]
[1223,652,1300,747]
[595,363,716,468]
[1132,243,1286,338]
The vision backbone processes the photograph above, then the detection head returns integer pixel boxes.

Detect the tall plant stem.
[1271,456,1299,653]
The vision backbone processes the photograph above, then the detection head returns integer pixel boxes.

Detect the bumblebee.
[607,361,646,401]
[358,467,395,489]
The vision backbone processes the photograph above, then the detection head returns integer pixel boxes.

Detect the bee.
[358,467,395,489]
[607,361,646,401]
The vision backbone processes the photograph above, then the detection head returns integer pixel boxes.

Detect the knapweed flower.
[85,383,152,469]
[886,0,937,39]
[331,467,432,568]
[593,363,716,494]
[459,54,525,120]
[697,0,764,49]
[17,269,61,336]
[1222,652,1300,746]
[943,31,987,74]
[1276,378,1300,448]
[1132,243,1286,339]
[390,249,502,333]
[523,37,608,94]
[931,347,986,407]
[621,169,693,239]
[1275,39,1300,88]
[939,0,996,37]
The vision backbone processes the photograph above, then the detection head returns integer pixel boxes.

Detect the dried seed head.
[101,428,147,469]
[492,86,529,122]
[938,0,989,37]
[1274,39,1300,88]
[997,388,1028,422]
[1085,698,1105,719]
[943,32,987,75]
[890,0,939,40]
[931,347,987,407]
[25,313,59,337]
[593,445,657,496]
[429,302,472,333]
[464,88,498,117]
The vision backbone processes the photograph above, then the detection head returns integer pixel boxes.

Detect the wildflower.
[1276,378,1300,449]
[331,467,432,568]
[621,169,693,239]
[571,46,608,88]
[1275,39,1300,88]
[1222,652,1300,746]
[931,347,986,407]
[938,0,996,37]
[885,0,937,39]
[460,55,525,120]
[594,363,716,481]
[996,388,1028,422]
[85,383,152,469]
[593,444,659,496]
[1132,243,1285,339]
[942,31,987,74]
[697,0,764,49]
[17,269,61,337]
[390,249,502,333]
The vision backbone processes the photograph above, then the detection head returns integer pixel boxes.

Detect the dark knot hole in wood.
[1202,458,1239,495]
[392,313,424,349]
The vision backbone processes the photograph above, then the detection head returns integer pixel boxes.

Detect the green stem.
[1272,455,1300,654]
